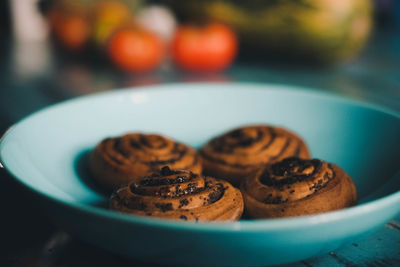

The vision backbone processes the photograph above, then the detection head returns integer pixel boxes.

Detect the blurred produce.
[44,0,239,72]
[92,0,132,46]
[47,1,90,51]
[164,0,373,64]
[107,27,164,73]
[172,23,237,71]
[136,5,177,42]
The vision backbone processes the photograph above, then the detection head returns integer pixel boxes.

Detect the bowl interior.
[1,83,400,216]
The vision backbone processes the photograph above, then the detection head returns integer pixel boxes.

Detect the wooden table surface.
[0,27,399,266]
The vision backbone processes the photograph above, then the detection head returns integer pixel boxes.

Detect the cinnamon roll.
[241,157,357,218]
[200,125,310,186]
[89,133,202,190]
[110,166,244,222]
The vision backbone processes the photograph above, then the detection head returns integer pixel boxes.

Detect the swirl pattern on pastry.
[110,166,244,221]
[200,125,311,186]
[241,157,357,218]
[89,133,202,190]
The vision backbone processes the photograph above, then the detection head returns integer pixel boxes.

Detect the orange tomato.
[48,2,91,51]
[54,15,90,50]
[172,23,238,71]
[107,28,164,73]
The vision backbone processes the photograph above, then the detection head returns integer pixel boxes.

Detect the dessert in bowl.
[0,83,399,266]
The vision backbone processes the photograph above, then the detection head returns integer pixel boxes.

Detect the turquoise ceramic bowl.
[1,83,400,266]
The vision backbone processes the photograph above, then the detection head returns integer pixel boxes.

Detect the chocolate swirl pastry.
[89,133,202,190]
[110,166,244,221]
[200,125,311,186]
[241,157,357,218]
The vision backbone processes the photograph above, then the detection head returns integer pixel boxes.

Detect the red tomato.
[172,23,238,71]
[49,10,90,51]
[108,28,164,73]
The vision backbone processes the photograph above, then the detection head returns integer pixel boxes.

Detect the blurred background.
[0,0,400,136]
[0,0,400,266]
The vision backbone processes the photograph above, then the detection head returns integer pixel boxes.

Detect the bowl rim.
[1,82,400,232]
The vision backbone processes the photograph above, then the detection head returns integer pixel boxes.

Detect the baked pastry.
[110,166,244,221]
[241,157,357,218]
[200,125,310,186]
[89,133,202,191]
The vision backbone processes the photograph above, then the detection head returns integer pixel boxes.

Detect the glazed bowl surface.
[1,83,399,266]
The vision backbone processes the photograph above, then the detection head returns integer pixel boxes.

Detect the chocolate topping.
[146,144,188,165]
[200,126,310,178]
[229,129,243,138]
[110,172,244,222]
[139,170,196,186]
[271,157,321,177]
[155,203,173,212]
[90,132,202,191]
[140,176,187,186]
[140,134,167,149]
[179,199,189,208]
[199,150,257,169]
[263,195,289,204]
[160,166,174,176]
[211,128,264,153]
[260,157,325,187]
[113,138,130,158]
[241,158,357,219]
[244,157,339,206]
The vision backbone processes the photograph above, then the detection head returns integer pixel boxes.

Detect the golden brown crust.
[110,167,244,222]
[89,133,202,191]
[241,157,357,218]
[200,125,310,186]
